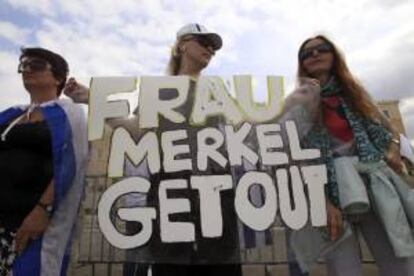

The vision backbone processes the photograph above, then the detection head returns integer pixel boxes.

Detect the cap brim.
[203,33,223,50]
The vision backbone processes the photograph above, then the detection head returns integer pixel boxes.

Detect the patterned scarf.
[304,78,392,206]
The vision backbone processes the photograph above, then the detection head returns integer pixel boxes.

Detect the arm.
[63,77,90,104]
[278,79,321,140]
[282,78,321,117]
[15,179,54,254]
[326,199,343,240]
[64,78,132,129]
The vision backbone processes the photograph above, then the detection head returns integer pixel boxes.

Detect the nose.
[207,45,215,55]
[19,66,32,74]
[311,49,320,57]
[23,66,33,73]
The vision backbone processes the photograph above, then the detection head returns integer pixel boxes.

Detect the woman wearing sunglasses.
[292,35,414,275]
[64,23,242,276]
[64,23,220,100]
[148,23,241,276]
[0,47,88,276]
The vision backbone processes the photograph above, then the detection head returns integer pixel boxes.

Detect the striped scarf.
[304,78,392,205]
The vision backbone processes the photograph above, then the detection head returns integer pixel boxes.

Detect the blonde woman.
[64,23,242,276]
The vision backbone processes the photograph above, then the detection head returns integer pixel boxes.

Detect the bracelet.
[37,202,54,217]
[391,138,400,146]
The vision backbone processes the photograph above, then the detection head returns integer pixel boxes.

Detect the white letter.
[235,171,277,231]
[191,77,243,125]
[197,127,227,171]
[276,167,308,229]
[191,175,233,237]
[139,76,190,128]
[234,75,284,122]
[89,77,136,140]
[225,123,259,166]
[161,130,192,173]
[108,128,160,177]
[286,120,320,160]
[98,177,156,249]
[256,124,288,165]
[301,165,328,226]
[159,179,195,242]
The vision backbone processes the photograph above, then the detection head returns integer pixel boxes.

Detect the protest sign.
[82,76,327,263]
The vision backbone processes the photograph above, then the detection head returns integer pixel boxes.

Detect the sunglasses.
[189,35,215,50]
[299,43,332,61]
[18,58,52,73]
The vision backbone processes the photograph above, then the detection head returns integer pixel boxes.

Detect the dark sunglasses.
[18,58,52,73]
[299,43,332,61]
[191,35,215,49]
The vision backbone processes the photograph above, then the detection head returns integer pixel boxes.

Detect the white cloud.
[0,74,28,111]
[4,0,53,16]
[0,51,19,74]
[0,21,30,45]
[32,18,168,78]
[1,0,414,140]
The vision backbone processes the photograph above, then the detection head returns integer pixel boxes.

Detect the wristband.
[37,202,53,217]
[391,138,400,146]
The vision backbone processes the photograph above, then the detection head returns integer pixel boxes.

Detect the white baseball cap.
[176,23,222,50]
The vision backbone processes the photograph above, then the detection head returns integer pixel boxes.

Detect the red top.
[322,96,354,142]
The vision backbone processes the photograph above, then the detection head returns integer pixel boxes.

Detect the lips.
[202,52,212,60]
[23,73,36,78]
[22,72,39,82]
[308,58,323,65]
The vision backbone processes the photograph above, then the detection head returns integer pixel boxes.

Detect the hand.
[385,142,403,174]
[285,78,321,119]
[326,200,343,241]
[63,77,90,103]
[15,205,50,254]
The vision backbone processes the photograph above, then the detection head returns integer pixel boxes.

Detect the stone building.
[377,100,406,135]
[377,100,414,175]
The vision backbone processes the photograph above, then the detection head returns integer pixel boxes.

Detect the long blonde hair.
[297,35,381,122]
[166,35,192,76]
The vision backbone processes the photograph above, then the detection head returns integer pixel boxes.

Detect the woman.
[293,35,414,275]
[0,47,88,276]
[65,23,241,276]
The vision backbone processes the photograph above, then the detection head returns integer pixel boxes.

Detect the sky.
[1,0,413,143]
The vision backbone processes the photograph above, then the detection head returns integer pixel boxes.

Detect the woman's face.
[181,35,215,68]
[19,56,59,95]
[300,38,334,77]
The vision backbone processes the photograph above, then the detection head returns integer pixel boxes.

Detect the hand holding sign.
[63,77,90,104]
[284,78,320,122]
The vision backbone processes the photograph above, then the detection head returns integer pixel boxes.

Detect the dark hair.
[20,47,69,96]
[297,35,380,121]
